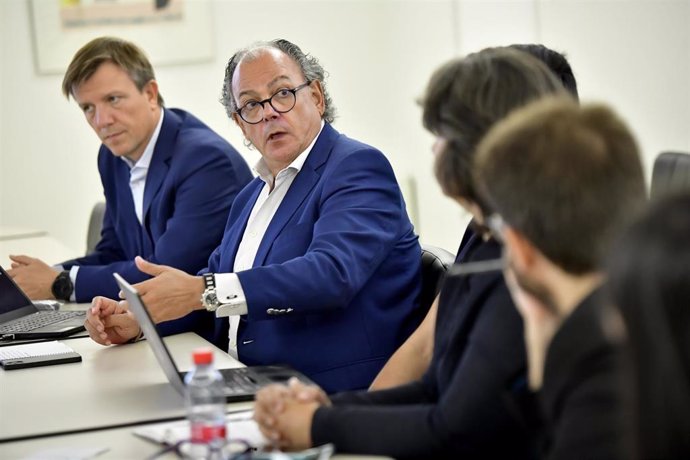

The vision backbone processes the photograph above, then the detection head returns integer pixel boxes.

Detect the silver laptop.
[114,273,314,402]
[0,265,85,341]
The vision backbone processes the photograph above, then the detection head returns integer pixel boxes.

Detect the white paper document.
[0,341,76,360]
[132,410,268,448]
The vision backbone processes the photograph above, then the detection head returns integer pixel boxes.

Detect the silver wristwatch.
[200,273,221,312]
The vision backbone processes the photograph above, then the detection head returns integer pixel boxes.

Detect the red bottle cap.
[192,348,214,365]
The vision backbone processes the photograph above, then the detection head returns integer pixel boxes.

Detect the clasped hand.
[253,378,330,451]
[84,256,205,346]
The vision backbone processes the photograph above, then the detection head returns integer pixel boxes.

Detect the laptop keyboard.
[219,368,260,394]
[0,311,84,333]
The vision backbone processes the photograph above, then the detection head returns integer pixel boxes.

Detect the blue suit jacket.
[62,108,253,311]
[200,124,422,392]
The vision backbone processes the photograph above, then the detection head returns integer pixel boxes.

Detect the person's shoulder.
[320,127,394,175]
[167,108,223,139]
[331,128,383,157]
[165,108,242,158]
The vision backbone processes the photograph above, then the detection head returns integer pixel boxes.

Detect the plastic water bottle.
[184,347,227,458]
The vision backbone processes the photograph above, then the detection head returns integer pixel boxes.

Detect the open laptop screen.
[0,265,35,318]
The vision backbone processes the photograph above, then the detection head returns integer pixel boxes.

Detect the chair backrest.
[650,151,690,200]
[419,244,456,312]
[86,202,106,255]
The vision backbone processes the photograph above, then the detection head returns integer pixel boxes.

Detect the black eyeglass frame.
[235,81,312,124]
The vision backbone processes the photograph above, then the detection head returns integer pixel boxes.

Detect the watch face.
[203,291,219,311]
[52,272,73,301]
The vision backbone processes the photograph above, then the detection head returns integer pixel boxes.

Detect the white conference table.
[0,332,389,460]
[0,226,48,241]
[0,231,77,268]
[0,422,388,460]
[0,333,249,442]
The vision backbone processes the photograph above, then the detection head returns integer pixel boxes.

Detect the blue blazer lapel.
[142,109,177,222]
[253,124,337,267]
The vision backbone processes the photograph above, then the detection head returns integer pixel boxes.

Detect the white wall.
[1,0,689,263]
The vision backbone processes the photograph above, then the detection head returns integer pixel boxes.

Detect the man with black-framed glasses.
[84,39,423,393]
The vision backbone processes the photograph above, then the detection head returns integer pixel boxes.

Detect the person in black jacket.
[474,96,647,459]
[371,42,580,391]
[253,47,568,459]
[608,193,690,459]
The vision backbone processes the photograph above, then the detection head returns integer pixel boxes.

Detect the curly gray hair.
[220,39,336,123]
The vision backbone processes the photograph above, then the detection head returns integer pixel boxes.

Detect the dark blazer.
[61,108,253,304]
[311,225,534,459]
[539,288,635,460]
[201,123,422,392]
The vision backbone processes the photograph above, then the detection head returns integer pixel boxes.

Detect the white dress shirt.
[215,122,324,358]
[67,109,164,300]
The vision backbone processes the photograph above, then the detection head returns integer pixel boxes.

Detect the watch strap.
[51,270,74,302]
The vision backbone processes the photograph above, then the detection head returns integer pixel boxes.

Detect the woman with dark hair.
[370,42,579,390]
[251,47,569,459]
[607,192,690,459]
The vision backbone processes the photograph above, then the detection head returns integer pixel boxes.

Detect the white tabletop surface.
[0,226,48,241]
[0,422,389,460]
[0,333,248,442]
[0,234,77,267]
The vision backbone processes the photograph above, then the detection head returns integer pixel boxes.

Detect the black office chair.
[86,201,106,255]
[650,151,690,200]
[418,244,456,313]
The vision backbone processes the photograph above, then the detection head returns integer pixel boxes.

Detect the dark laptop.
[0,265,85,340]
[114,273,314,402]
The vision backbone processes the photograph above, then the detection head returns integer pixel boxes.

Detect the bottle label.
[190,423,227,443]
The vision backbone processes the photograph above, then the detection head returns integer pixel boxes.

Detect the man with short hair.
[85,39,422,392]
[8,37,252,313]
[474,96,646,459]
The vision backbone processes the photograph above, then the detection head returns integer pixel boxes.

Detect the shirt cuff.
[214,273,248,317]
[68,266,79,302]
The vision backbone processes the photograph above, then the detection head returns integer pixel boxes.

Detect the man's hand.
[254,381,322,451]
[131,256,204,323]
[7,255,59,300]
[254,383,292,444]
[285,377,331,406]
[85,296,140,346]
[271,397,318,451]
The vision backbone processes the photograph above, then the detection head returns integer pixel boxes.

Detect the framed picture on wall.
[29,0,214,75]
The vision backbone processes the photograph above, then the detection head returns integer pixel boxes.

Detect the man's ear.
[309,80,325,116]
[503,227,538,273]
[143,80,159,107]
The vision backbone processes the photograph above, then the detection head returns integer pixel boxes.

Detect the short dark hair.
[475,97,646,274]
[607,192,690,459]
[509,44,579,100]
[62,36,163,106]
[421,47,567,205]
[220,39,335,123]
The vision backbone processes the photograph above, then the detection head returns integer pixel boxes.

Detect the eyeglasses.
[236,81,311,124]
[147,438,252,460]
[447,258,505,277]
